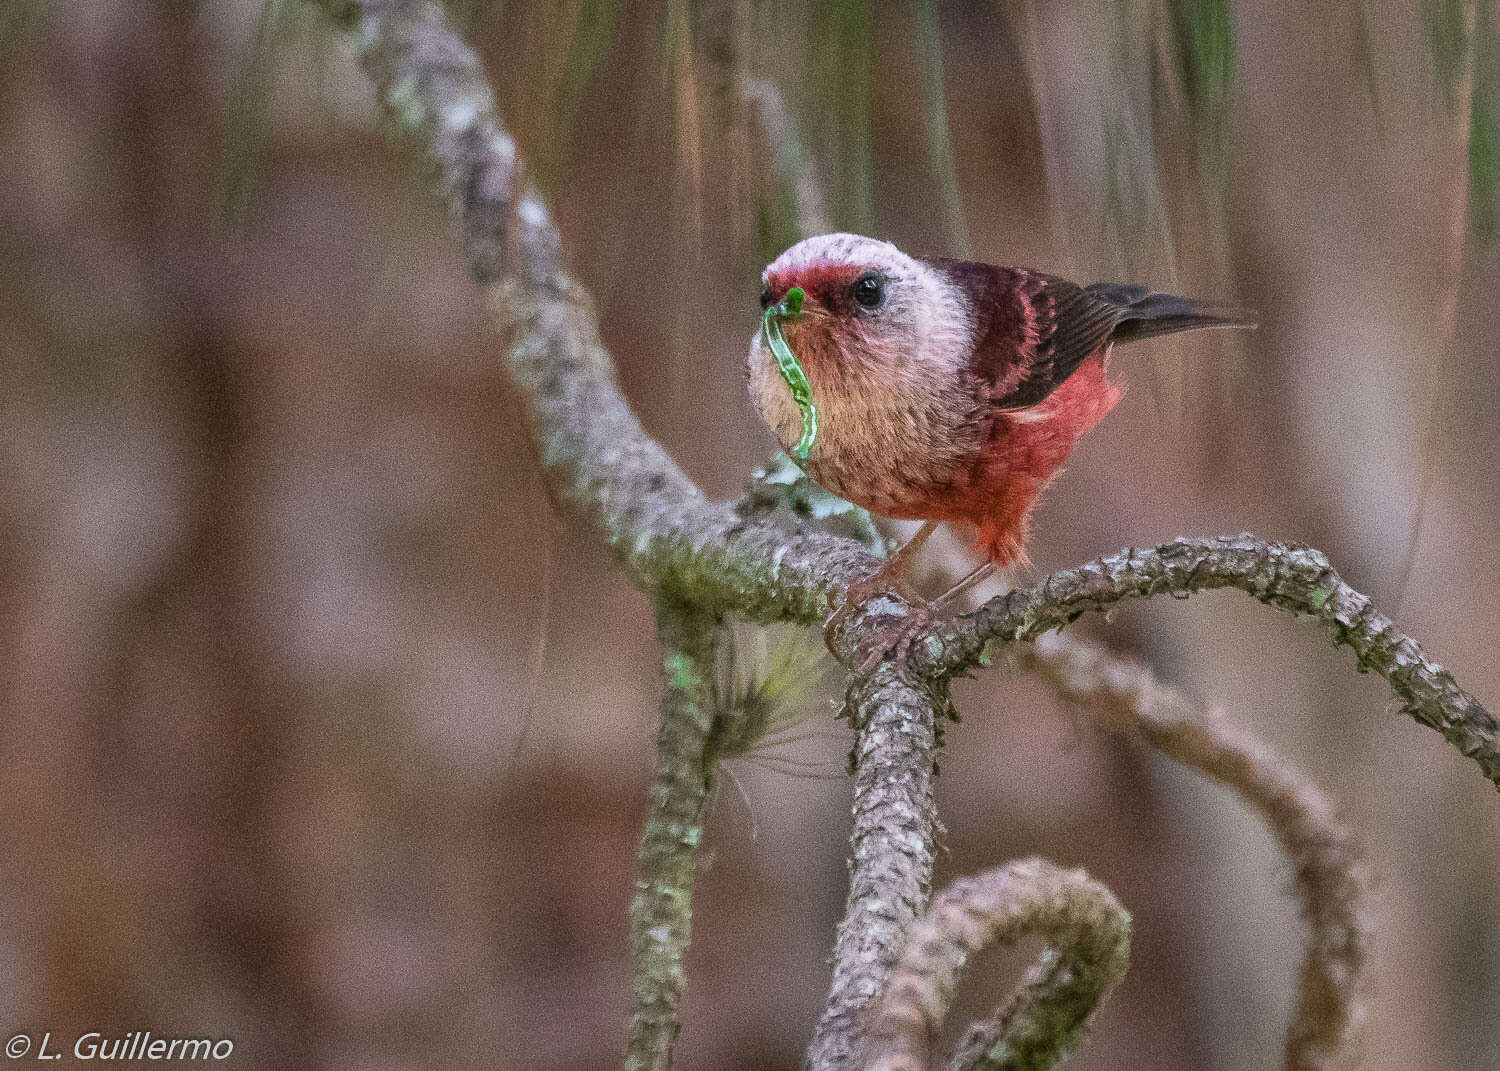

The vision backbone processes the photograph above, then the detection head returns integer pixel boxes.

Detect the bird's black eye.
[852,272,885,310]
[759,287,773,310]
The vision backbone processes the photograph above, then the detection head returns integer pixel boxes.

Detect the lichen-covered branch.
[627,606,720,1071]
[922,535,1500,789]
[944,948,1107,1071]
[1021,632,1368,1070]
[804,671,942,1071]
[861,859,1131,1071]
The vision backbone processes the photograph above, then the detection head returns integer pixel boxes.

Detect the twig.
[861,859,1131,1071]
[921,535,1500,789]
[740,74,833,238]
[1020,632,1368,1070]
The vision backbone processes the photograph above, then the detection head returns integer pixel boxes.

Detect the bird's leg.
[871,519,939,596]
[824,521,939,655]
[931,560,996,609]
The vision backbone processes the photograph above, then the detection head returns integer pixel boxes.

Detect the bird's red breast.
[936,346,1122,567]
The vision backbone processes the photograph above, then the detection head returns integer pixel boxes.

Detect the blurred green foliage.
[811,1,874,235]
[210,0,1500,252]
[1159,0,1235,182]
[1470,17,1499,242]
[1351,5,1384,120]
[913,0,970,257]
[221,0,297,225]
[1422,0,1500,240]
[1426,0,1474,111]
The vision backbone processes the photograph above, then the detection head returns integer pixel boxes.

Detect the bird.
[746,232,1252,664]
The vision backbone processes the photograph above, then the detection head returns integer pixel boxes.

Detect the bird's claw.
[853,604,934,674]
[824,574,934,673]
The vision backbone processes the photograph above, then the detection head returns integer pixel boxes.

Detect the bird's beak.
[792,296,830,320]
[776,291,830,328]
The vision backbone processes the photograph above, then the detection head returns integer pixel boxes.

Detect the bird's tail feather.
[1085,282,1256,343]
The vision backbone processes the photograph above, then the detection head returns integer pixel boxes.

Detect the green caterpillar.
[762,286,818,461]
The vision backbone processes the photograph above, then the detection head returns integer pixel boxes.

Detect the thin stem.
[626,605,720,1071]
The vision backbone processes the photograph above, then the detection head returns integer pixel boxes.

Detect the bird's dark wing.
[926,257,1254,409]
[922,257,1126,410]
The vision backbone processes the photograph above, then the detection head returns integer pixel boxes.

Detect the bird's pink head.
[760,233,907,323]
[756,233,974,379]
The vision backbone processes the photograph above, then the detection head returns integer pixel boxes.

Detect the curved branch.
[861,859,1131,1071]
[921,535,1500,789]
[943,949,1106,1071]
[315,0,878,627]
[1021,633,1368,1070]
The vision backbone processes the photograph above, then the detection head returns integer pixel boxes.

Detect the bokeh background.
[2,1,1498,1068]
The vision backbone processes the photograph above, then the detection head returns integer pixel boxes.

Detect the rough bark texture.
[922,536,1500,789]
[945,949,1113,1071]
[627,606,720,1071]
[305,3,1496,1069]
[806,672,941,1071]
[862,860,1131,1071]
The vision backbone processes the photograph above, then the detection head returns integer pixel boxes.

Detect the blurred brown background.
[2,1,1498,1069]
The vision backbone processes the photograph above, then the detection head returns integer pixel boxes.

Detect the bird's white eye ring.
[852,272,885,310]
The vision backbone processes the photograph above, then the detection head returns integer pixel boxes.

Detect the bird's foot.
[852,601,936,675]
[825,520,945,671]
[825,553,998,674]
[824,571,933,672]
